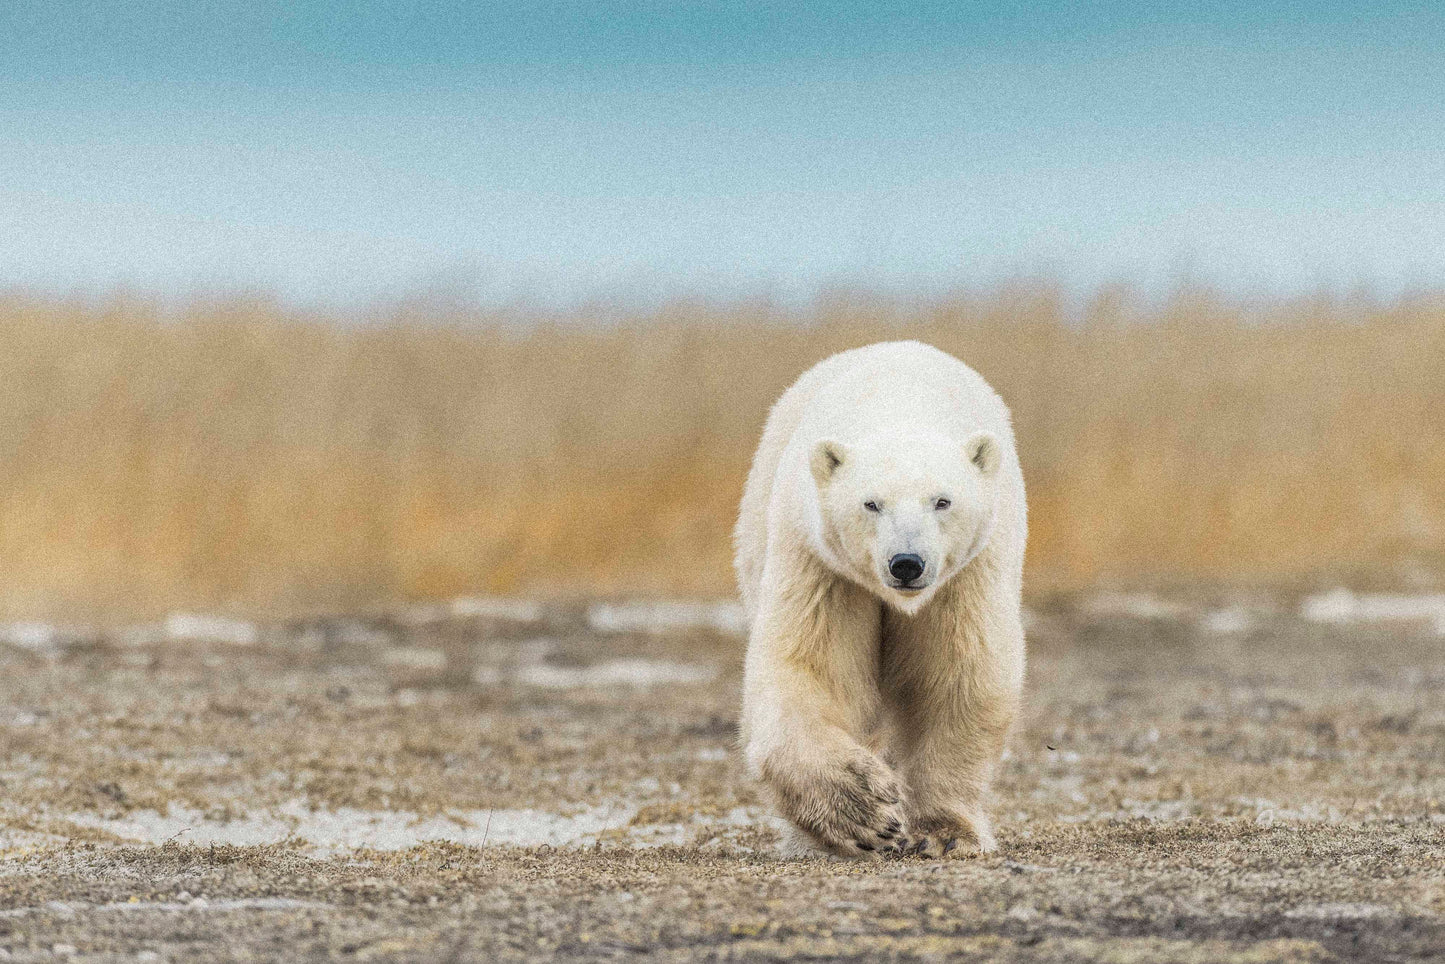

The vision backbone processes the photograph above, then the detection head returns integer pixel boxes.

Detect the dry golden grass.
[2,288,1442,619]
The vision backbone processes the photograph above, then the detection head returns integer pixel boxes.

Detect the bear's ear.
[965,431,1001,478]
[810,439,849,487]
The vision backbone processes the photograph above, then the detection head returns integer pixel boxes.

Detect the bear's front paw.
[897,810,995,859]
[763,752,907,858]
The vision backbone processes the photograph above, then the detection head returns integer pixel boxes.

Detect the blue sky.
[2,1,1442,308]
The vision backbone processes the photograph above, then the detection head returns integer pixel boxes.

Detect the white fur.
[734,341,1026,858]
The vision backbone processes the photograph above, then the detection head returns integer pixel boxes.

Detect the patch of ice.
[1241,798,1344,825]
[164,613,258,646]
[0,826,65,851]
[1301,589,1445,635]
[398,598,546,626]
[1202,607,1255,635]
[0,897,324,918]
[54,799,776,854]
[450,597,543,623]
[514,659,717,689]
[587,600,747,636]
[1082,592,1190,620]
[62,801,630,852]
[0,622,62,654]
[630,806,773,847]
[1285,902,1395,920]
[0,707,41,727]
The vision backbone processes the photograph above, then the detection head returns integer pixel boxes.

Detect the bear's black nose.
[888,553,925,584]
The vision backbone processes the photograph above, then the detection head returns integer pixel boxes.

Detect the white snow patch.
[1301,589,1445,635]
[1285,902,1396,920]
[0,897,325,918]
[449,597,543,623]
[54,800,772,853]
[1242,798,1345,825]
[0,622,58,650]
[1082,592,1191,620]
[631,806,774,847]
[514,659,717,689]
[587,600,747,636]
[1201,607,1256,635]
[0,622,66,656]
[0,826,65,851]
[401,597,546,625]
[0,707,42,727]
[63,801,636,852]
[164,613,258,646]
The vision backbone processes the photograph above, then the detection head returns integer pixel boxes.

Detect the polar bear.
[735,340,1026,858]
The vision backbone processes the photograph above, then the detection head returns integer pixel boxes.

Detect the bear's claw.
[764,751,907,858]
[895,813,986,859]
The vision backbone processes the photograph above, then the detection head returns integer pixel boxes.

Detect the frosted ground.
[1,590,1442,961]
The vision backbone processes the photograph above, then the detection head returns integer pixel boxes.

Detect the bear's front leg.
[885,605,1024,858]
[757,730,906,857]
[742,563,906,857]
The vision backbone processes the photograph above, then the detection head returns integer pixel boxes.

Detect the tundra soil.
[1,593,1442,962]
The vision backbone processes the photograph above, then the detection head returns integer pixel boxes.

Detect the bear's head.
[810,429,1002,615]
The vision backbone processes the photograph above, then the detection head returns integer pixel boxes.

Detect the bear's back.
[790,341,1011,448]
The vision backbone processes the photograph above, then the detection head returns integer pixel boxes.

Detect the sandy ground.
[1,591,1442,962]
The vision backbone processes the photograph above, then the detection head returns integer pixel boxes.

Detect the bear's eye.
[934,498,951,510]
[863,501,880,513]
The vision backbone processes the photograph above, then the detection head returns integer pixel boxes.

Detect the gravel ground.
[1,591,1442,962]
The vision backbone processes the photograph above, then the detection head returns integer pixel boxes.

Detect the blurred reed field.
[1,288,1443,619]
